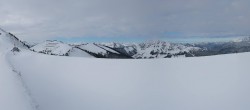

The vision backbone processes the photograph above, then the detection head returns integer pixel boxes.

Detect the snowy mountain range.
[2,26,250,110]
[30,40,203,59]
[29,36,250,59]
[1,27,250,110]
[30,40,132,58]
[1,27,250,59]
[191,37,250,56]
[100,41,202,58]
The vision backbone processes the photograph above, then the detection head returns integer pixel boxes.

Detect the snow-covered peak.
[130,40,199,58]
[0,28,29,52]
[31,40,72,56]
[99,40,201,59]
[138,40,171,49]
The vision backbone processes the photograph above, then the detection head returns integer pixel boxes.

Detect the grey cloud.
[0,0,250,42]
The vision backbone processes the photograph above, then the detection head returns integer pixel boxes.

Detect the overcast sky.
[0,0,250,42]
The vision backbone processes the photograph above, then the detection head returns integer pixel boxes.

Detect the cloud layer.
[1,0,250,42]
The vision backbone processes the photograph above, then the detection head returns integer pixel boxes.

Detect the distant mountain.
[30,36,250,59]
[31,40,132,58]
[31,40,72,56]
[192,36,250,56]
[101,41,201,59]
[3,27,250,59]
[30,40,95,57]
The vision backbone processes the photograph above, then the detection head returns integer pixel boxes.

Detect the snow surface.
[31,40,72,55]
[31,40,93,57]
[2,28,250,110]
[97,44,120,54]
[0,29,33,110]
[78,43,112,55]
[68,47,94,58]
[133,41,200,58]
[9,51,250,110]
[101,41,200,58]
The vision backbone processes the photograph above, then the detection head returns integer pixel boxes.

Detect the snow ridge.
[0,28,34,110]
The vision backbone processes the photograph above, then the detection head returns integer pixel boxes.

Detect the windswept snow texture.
[10,51,250,110]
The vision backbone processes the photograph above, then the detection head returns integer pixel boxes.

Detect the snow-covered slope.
[0,28,33,110]
[2,27,250,110]
[31,40,72,56]
[0,28,29,50]
[134,40,200,58]
[31,40,93,57]
[31,40,202,59]
[76,43,131,58]
[101,42,138,56]
[31,41,131,58]
[77,43,109,55]
[9,49,250,110]
[30,36,250,59]
[68,47,94,57]
[77,43,120,55]
[102,41,201,59]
